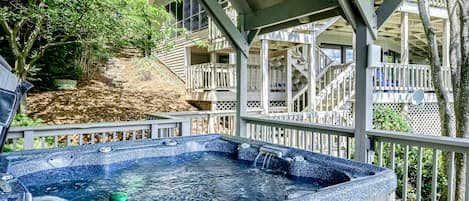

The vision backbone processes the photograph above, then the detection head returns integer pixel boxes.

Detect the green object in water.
[110,192,128,201]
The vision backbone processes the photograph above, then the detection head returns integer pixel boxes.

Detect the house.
[154,0,452,135]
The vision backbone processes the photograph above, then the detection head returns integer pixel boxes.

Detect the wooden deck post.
[260,39,269,114]
[23,131,35,150]
[400,12,409,64]
[354,21,374,163]
[235,15,249,137]
[307,38,316,112]
[286,50,293,112]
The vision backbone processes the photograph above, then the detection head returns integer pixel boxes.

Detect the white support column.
[307,42,316,112]
[286,50,293,113]
[185,47,191,93]
[229,53,236,64]
[210,52,217,63]
[260,39,269,114]
[400,12,409,64]
[210,52,217,90]
[354,22,374,163]
[442,19,450,67]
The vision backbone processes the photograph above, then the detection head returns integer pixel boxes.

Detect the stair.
[288,44,356,112]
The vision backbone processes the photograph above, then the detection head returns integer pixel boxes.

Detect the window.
[323,48,342,65]
[384,50,400,63]
[345,48,354,63]
[321,44,353,64]
[165,0,209,37]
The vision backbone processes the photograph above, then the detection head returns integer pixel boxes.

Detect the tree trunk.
[454,0,469,200]
[14,56,29,114]
[418,0,458,199]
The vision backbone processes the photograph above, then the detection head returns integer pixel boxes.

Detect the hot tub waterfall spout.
[253,146,287,170]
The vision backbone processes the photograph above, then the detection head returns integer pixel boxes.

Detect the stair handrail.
[314,64,355,111]
[316,64,355,97]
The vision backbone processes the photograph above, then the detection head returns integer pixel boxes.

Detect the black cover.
[0,55,33,152]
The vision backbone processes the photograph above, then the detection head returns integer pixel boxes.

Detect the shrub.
[373,106,446,200]
[11,114,45,127]
[2,115,53,152]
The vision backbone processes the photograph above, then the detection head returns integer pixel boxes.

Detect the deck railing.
[243,116,354,159]
[407,0,446,8]
[5,119,190,151]
[5,110,469,200]
[186,63,286,93]
[243,114,469,200]
[373,63,452,92]
[148,110,241,136]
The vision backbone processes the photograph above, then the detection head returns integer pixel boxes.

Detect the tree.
[418,0,469,200]
[0,0,178,112]
[0,1,119,81]
[119,0,181,57]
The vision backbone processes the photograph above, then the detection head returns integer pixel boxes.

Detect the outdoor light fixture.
[367,44,382,68]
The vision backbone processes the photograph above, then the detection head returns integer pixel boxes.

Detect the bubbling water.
[23,152,325,201]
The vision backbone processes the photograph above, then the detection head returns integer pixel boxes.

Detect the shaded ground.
[27,51,196,125]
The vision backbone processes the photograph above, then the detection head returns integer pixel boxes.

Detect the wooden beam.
[247,29,260,46]
[338,0,359,30]
[229,0,252,14]
[244,0,338,31]
[376,0,402,29]
[199,0,249,56]
[315,16,341,36]
[355,0,378,39]
[258,9,341,35]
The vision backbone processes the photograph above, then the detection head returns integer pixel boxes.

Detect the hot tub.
[0,135,396,201]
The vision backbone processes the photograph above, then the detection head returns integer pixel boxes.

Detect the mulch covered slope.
[26,55,196,125]
[27,80,196,125]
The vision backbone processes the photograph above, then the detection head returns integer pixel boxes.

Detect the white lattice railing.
[373,63,452,92]
[312,63,452,112]
[186,63,236,92]
[186,63,286,93]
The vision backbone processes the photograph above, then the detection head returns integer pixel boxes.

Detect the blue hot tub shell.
[0,134,396,201]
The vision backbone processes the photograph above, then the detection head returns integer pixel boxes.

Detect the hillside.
[27,53,196,125]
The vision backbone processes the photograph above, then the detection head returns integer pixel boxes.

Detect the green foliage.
[111,0,182,57]
[3,115,55,152]
[0,0,178,83]
[11,114,45,127]
[373,106,446,200]
[373,106,410,132]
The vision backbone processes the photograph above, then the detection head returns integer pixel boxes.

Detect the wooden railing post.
[208,113,215,133]
[23,131,34,150]
[150,123,159,139]
[181,120,191,136]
